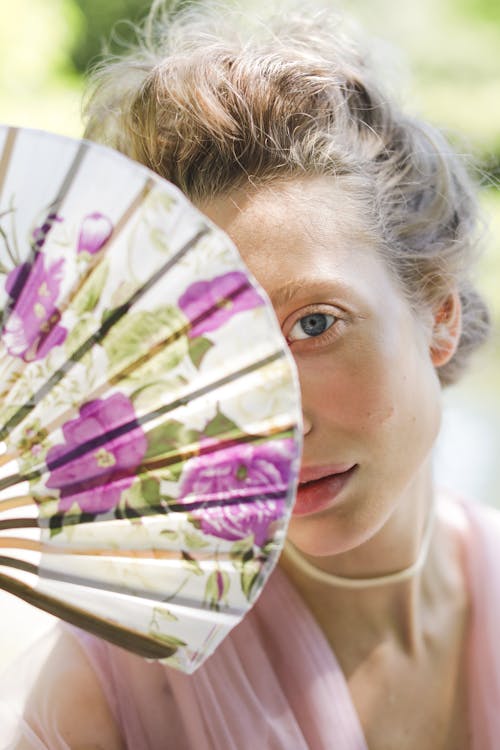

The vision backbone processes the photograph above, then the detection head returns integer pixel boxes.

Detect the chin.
[286,515,372,559]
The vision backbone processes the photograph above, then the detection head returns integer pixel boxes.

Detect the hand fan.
[0,125,302,674]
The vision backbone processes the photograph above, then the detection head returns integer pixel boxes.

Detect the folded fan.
[0,126,302,673]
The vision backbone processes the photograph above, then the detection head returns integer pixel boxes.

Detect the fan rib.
[0,570,176,659]
[4,279,280,473]
[24,561,247,616]
[0,518,37,531]
[0,176,156,450]
[0,536,39,551]
[1,141,90,331]
[0,423,294,516]
[0,349,287,493]
[0,225,210,443]
[0,495,32,511]
[0,538,242,561]
[0,127,17,204]
[0,126,302,672]
[107,277,256,386]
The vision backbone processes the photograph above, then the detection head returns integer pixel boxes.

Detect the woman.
[1,2,497,748]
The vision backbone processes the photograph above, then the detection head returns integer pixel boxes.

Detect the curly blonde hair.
[83,0,491,387]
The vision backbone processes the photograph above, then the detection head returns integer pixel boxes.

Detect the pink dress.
[1,493,499,749]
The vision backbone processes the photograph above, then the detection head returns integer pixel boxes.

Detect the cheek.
[297,326,441,447]
[297,342,398,431]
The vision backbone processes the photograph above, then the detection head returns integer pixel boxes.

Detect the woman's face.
[200,177,444,558]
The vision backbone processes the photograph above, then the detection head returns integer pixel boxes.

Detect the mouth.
[298,463,357,485]
[293,464,358,517]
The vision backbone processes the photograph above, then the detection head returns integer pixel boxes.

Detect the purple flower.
[178,439,296,545]
[77,212,113,255]
[3,253,67,361]
[178,271,264,338]
[46,394,147,515]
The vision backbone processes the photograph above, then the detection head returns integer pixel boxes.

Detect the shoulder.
[456,495,500,544]
[12,625,124,750]
[438,488,500,540]
[438,488,500,587]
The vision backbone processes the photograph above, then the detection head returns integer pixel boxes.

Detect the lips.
[293,464,358,517]
[298,463,356,485]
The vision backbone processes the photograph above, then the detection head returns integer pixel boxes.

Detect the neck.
[278,469,462,651]
[282,498,436,589]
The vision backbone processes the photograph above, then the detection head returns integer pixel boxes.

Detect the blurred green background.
[0,0,499,669]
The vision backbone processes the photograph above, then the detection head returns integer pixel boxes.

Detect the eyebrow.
[268,279,355,308]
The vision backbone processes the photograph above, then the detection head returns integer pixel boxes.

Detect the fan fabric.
[0,126,302,672]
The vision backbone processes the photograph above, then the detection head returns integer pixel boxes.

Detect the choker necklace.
[282,503,436,589]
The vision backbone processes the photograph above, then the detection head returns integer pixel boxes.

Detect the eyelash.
[285,306,343,346]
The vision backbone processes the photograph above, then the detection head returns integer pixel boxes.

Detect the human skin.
[199,176,461,566]
[200,176,470,749]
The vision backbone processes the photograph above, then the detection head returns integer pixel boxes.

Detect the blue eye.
[289,313,336,341]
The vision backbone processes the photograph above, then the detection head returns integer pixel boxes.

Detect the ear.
[429,290,462,368]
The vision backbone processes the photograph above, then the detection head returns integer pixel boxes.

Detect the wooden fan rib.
[106,277,262,386]
[0,177,157,463]
[39,565,246,618]
[0,127,17,205]
[142,423,294,472]
[0,551,246,619]
[0,554,36,575]
[0,446,292,530]
[1,250,271,467]
[0,226,210,445]
[0,141,89,335]
[0,536,39,551]
[0,178,156,447]
[0,537,238,561]
[0,495,35,511]
[0,569,175,659]
[0,517,37,531]
[35,177,156,348]
[0,348,288,492]
[0,429,293,524]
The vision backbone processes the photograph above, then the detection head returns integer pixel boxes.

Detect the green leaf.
[141,477,161,506]
[159,462,185,483]
[102,306,188,376]
[159,529,179,541]
[188,336,214,368]
[64,315,96,357]
[73,260,109,315]
[260,540,277,557]
[204,569,231,609]
[144,420,200,461]
[48,513,64,537]
[150,227,170,254]
[203,408,240,439]
[240,559,261,600]
[183,530,210,549]
[181,550,204,576]
[149,632,187,649]
[229,535,255,560]
[151,604,178,623]
[129,375,188,411]
[121,477,161,513]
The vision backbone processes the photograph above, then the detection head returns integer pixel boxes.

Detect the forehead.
[199,176,398,306]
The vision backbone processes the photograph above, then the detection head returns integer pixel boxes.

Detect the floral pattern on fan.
[46,394,147,515]
[179,439,295,546]
[178,271,265,337]
[0,128,302,674]
[77,212,113,255]
[3,252,67,361]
